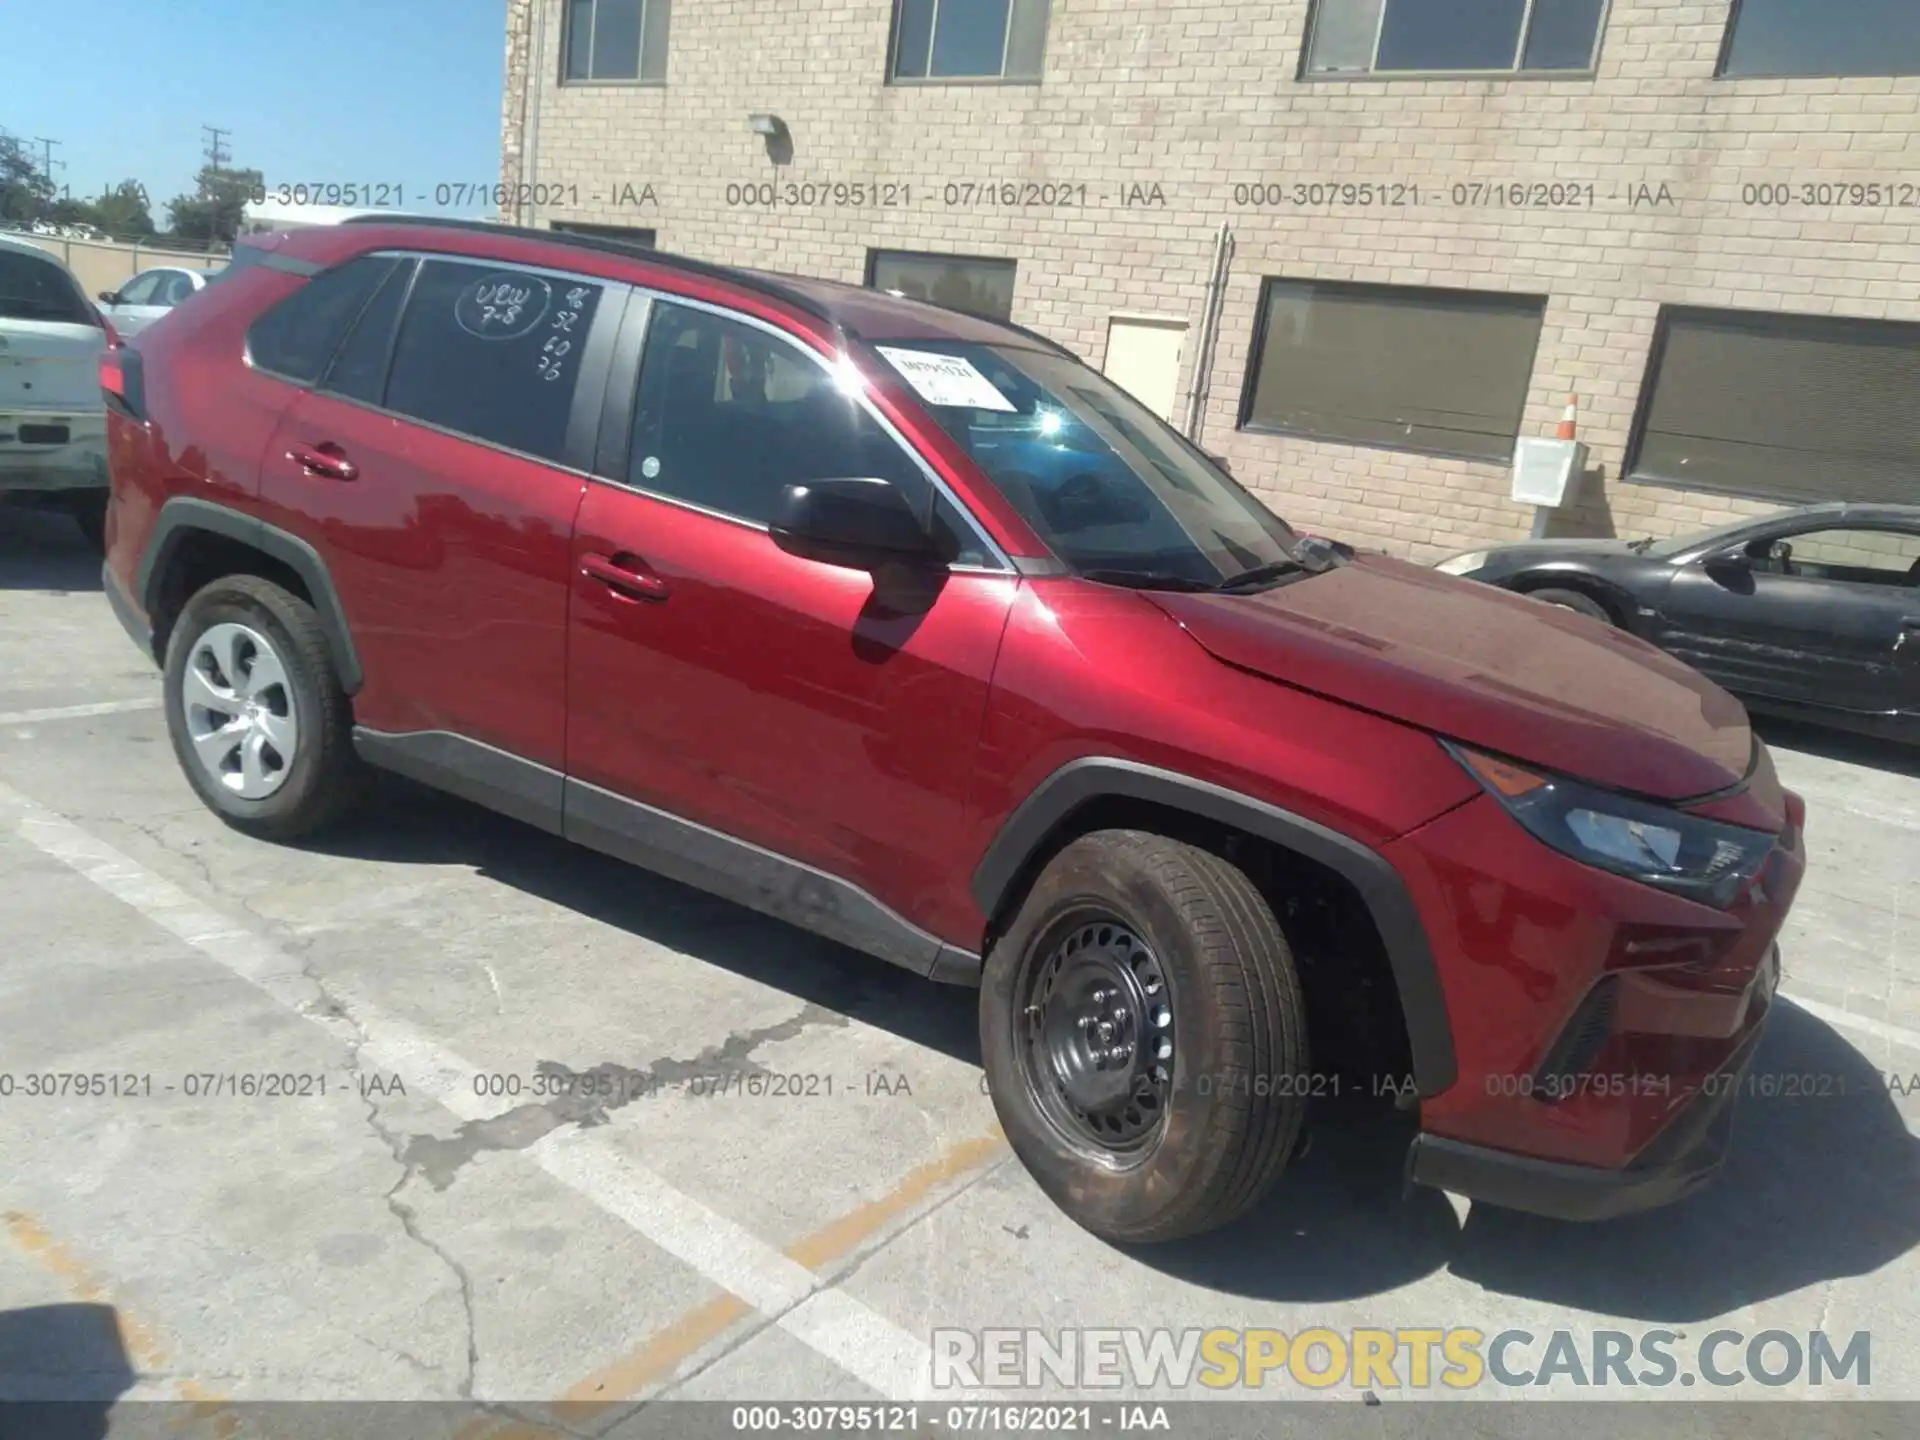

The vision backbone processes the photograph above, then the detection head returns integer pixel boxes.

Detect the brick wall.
[499,0,1920,562]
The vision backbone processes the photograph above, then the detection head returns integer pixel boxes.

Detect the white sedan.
[0,233,112,545]
[95,265,211,338]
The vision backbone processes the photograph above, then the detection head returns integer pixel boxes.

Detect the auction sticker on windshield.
[875,346,1017,412]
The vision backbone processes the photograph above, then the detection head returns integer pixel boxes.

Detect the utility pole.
[31,136,63,186]
[201,125,231,173]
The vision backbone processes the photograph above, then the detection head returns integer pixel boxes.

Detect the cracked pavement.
[2,507,1919,1426]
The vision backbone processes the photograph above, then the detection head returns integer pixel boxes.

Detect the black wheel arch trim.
[970,757,1458,1097]
[137,496,364,693]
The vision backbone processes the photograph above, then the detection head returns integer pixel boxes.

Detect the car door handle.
[286,442,357,482]
[581,551,670,602]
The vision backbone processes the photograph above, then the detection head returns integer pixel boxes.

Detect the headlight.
[1446,743,1774,909]
[1434,550,1489,577]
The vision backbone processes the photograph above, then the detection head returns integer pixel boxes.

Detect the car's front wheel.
[163,575,364,840]
[979,830,1310,1243]
[1525,586,1612,624]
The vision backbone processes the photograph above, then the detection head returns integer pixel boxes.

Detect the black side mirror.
[97,290,118,304]
[770,478,934,569]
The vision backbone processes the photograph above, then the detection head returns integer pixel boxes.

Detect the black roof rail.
[338,213,839,327]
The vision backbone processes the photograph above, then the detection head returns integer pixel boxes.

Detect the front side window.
[867,250,1016,322]
[872,339,1297,588]
[627,301,991,562]
[382,259,605,463]
[246,255,402,384]
[889,0,1051,81]
[563,0,671,83]
[116,272,166,307]
[1304,0,1608,76]
[1242,278,1546,463]
[1720,0,1920,78]
[1772,527,1920,581]
[1629,307,1920,506]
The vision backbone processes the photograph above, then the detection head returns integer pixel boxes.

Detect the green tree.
[0,131,56,227]
[89,179,157,239]
[165,163,262,246]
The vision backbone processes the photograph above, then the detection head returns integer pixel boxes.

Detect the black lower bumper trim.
[102,560,156,666]
[1407,1014,1767,1223]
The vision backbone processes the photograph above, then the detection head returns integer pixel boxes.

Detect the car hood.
[1465,537,1639,573]
[1145,553,1753,802]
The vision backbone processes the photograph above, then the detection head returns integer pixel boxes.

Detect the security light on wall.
[747,114,788,139]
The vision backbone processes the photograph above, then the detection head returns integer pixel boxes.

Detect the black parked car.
[1435,502,1920,742]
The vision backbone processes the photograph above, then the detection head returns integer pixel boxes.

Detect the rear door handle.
[581,551,670,602]
[286,442,357,482]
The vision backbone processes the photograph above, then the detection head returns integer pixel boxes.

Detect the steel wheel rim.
[181,622,299,800]
[1013,910,1175,1161]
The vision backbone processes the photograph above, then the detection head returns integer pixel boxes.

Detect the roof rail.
[338,213,838,327]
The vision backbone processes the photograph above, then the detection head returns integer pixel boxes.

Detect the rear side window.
[319,258,416,406]
[247,255,402,384]
[382,259,605,464]
[0,247,93,325]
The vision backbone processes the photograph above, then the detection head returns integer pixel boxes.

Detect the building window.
[563,0,670,83]
[889,0,1050,82]
[1628,307,1920,506]
[551,221,656,246]
[1718,0,1920,78]
[1303,0,1608,76]
[1240,279,1546,463]
[866,250,1017,322]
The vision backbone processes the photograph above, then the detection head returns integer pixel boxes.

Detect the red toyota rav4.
[100,217,1804,1242]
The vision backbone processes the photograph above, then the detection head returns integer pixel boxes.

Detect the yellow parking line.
[543,1125,1008,1420]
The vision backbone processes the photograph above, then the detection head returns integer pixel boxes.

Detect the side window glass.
[320,259,416,406]
[117,272,162,305]
[932,494,992,567]
[247,255,402,385]
[382,260,604,463]
[1783,528,1920,580]
[628,300,935,527]
[158,272,196,306]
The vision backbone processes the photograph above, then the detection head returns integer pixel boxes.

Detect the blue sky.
[3,0,504,221]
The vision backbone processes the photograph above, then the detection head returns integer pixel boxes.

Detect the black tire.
[163,575,364,841]
[980,830,1309,1244]
[1526,586,1612,624]
[67,490,108,552]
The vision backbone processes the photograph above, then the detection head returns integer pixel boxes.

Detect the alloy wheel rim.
[1017,914,1175,1157]
[181,622,298,800]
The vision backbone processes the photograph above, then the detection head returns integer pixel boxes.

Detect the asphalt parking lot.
[1,505,1917,1436]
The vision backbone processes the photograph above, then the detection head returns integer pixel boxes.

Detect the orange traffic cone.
[1556,394,1579,441]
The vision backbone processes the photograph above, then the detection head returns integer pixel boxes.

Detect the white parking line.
[0,778,949,1403]
[0,697,161,727]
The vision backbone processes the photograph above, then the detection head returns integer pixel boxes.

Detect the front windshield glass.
[869,340,1297,586]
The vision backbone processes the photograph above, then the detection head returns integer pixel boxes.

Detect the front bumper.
[1405,945,1776,1221]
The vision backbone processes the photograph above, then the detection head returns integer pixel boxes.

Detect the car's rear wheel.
[163,575,364,840]
[979,830,1309,1244]
[1526,586,1612,624]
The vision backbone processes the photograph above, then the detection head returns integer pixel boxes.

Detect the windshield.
[870,339,1297,586]
[0,248,94,325]
[1640,514,1791,559]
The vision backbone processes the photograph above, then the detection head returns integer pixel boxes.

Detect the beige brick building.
[497,0,1920,561]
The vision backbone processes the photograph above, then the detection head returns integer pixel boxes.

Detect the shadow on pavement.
[0,1303,134,1438]
[301,775,983,1070]
[1753,712,1920,779]
[308,773,1919,1317]
[0,507,102,594]
[1139,998,1920,1318]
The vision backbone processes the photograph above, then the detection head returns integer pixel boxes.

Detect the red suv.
[100,218,1804,1242]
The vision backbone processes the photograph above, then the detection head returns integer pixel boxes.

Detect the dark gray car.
[1434,502,1920,742]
